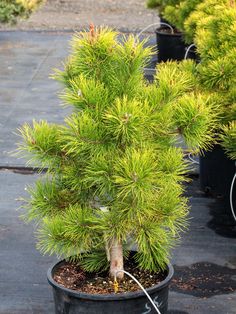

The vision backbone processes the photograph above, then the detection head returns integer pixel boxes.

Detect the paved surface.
[0,31,72,167]
[0,30,157,167]
[0,31,235,314]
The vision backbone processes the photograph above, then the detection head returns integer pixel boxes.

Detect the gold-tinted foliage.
[18,27,218,273]
[221,121,236,159]
[173,92,219,150]
[16,120,64,169]
[103,97,152,146]
[163,0,202,38]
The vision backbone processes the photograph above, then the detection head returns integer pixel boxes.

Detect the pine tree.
[187,0,236,159]
[163,0,202,41]
[147,0,236,159]
[17,26,217,280]
[184,0,229,44]
[146,0,202,43]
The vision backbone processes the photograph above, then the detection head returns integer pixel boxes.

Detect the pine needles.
[18,27,217,274]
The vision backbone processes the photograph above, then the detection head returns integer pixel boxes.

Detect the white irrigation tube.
[184,43,196,60]
[137,22,173,75]
[230,172,236,222]
[188,152,199,165]
[115,270,162,314]
[136,22,174,39]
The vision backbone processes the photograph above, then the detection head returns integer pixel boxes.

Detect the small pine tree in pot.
[146,0,187,63]
[185,0,236,212]
[17,26,217,314]
[162,0,203,42]
[146,0,202,62]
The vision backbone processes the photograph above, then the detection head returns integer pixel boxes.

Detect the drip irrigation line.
[137,22,174,39]
[230,172,236,222]
[115,270,162,314]
[188,153,199,165]
[184,43,196,60]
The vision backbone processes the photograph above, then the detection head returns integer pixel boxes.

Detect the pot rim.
[47,259,174,301]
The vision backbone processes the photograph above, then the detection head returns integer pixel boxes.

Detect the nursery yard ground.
[0,30,236,314]
[0,0,157,32]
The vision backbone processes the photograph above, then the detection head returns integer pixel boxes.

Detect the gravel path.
[0,0,159,32]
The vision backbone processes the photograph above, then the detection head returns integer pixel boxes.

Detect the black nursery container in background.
[200,145,236,218]
[155,26,186,62]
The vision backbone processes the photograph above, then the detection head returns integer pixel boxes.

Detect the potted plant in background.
[146,0,197,62]
[186,0,236,217]
[162,0,201,43]
[0,0,44,24]
[161,0,202,60]
[165,0,236,221]
[17,26,218,314]
[0,0,25,24]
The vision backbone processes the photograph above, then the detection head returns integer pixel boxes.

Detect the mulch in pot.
[53,257,167,295]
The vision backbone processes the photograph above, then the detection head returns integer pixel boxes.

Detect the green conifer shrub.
[17,26,217,280]
[186,0,236,159]
[146,0,201,42]
[0,0,25,23]
[163,0,201,41]
[184,0,228,44]
[0,0,44,24]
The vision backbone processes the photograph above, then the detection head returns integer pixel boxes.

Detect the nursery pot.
[155,27,186,62]
[47,259,174,314]
[200,145,236,216]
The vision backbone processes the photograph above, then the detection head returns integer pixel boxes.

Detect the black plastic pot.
[47,260,174,314]
[200,145,236,216]
[155,27,186,62]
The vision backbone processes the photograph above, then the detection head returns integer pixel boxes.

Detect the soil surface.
[0,0,159,32]
[54,257,167,294]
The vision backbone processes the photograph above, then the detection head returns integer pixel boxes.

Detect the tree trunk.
[109,238,124,280]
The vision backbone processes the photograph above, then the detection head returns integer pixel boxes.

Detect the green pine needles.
[221,122,236,160]
[147,0,236,159]
[189,0,236,159]
[17,26,217,279]
[163,0,202,40]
